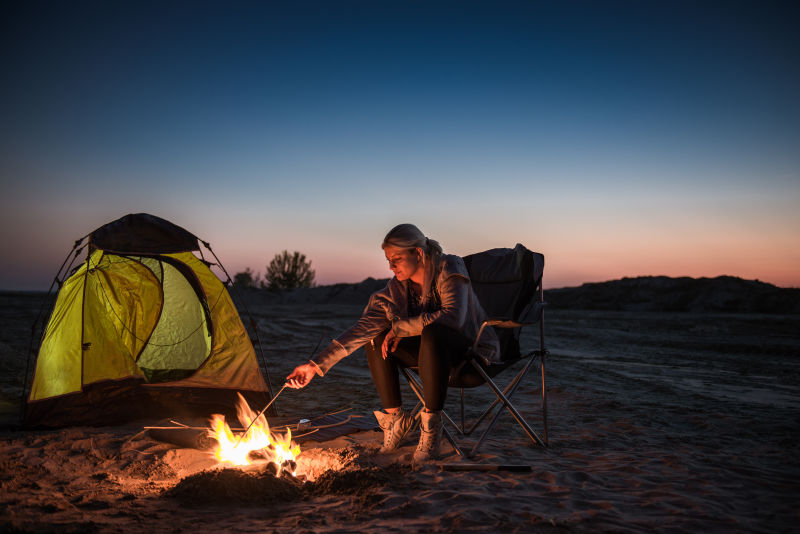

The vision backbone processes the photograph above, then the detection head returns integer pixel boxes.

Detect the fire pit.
[144,393,380,490]
[208,393,303,479]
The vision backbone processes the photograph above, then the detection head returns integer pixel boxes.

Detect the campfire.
[208,393,302,478]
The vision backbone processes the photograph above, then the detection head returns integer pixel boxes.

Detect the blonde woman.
[286,224,499,462]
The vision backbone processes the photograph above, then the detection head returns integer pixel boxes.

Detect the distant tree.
[265,250,316,290]
[233,267,261,289]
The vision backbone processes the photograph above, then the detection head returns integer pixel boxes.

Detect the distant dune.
[544,275,800,314]
[237,277,391,306]
[238,275,800,314]
[5,275,797,315]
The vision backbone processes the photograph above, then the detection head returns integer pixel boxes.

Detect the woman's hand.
[381,330,400,359]
[286,363,318,389]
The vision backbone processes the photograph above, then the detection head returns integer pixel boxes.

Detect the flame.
[208,393,301,472]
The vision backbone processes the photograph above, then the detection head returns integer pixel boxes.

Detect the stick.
[438,464,532,472]
[142,426,211,430]
[233,384,287,448]
[232,329,323,447]
[142,426,250,432]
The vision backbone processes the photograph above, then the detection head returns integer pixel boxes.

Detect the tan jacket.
[311,254,500,375]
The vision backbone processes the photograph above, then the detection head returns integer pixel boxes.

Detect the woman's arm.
[286,362,320,388]
[391,274,469,337]
[309,291,393,375]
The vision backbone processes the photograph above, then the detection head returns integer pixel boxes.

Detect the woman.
[286,224,499,462]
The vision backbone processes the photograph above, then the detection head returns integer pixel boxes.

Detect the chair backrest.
[463,244,544,361]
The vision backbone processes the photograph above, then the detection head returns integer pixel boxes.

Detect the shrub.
[265,251,315,290]
[233,267,261,289]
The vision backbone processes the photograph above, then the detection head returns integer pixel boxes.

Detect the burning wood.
[208,393,301,477]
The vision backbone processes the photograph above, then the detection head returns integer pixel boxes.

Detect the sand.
[1,293,799,532]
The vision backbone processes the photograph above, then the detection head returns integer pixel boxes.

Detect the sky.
[1,1,798,290]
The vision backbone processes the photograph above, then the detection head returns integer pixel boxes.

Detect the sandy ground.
[1,293,799,532]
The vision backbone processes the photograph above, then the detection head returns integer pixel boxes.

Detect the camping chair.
[400,244,548,457]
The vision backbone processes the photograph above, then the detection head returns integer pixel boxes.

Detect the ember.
[208,393,301,475]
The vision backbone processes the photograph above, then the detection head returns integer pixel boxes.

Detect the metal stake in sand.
[233,384,287,448]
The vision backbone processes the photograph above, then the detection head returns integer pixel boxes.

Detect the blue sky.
[1,1,798,289]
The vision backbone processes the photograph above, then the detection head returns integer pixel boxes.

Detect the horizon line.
[2,272,798,294]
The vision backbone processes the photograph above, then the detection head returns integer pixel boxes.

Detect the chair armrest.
[471,300,547,353]
[483,318,529,328]
[472,317,528,352]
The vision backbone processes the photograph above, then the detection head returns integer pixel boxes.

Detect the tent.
[24,213,274,427]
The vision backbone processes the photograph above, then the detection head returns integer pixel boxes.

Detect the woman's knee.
[421,322,448,341]
[420,323,464,346]
[366,330,389,361]
[420,323,471,361]
[419,323,453,361]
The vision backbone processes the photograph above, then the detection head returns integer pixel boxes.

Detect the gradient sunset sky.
[1,1,798,290]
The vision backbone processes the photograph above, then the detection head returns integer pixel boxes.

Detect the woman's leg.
[365,330,420,410]
[367,325,470,411]
[366,331,423,451]
[417,323,472,411]
[413,324,472,462]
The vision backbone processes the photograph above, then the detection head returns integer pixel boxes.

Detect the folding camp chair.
[400,244,548,457]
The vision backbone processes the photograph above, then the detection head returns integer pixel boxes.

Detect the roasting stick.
[233,384,287,448]
[233,331,327,448]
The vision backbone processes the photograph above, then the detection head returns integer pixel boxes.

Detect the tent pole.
[20,238,87,424]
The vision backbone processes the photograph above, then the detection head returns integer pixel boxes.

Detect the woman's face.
[384,245,423,282]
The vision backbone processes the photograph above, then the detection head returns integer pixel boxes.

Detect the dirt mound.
[166,468,303,505]
[295,446,361,481]
[307,463,410,496]
[166,463,411,506]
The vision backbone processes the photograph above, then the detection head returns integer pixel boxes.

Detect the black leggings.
[365,323,471,411]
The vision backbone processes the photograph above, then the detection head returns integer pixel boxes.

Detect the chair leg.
[469,363,538,457]
[441,422,465,456]
[541,349,548,445]
[469,399,508,457]
[539,311,548,445]
[400,368,460,431]
[463,356,537,436]
[400,367,422,402]
[400,368,465,456]
[468,362,538,456]
[460,388,465,433]
[468,360,546,449]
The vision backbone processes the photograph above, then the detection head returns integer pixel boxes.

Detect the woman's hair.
[382,223,443,305]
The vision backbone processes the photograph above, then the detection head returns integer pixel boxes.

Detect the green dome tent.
[24,213,274,427]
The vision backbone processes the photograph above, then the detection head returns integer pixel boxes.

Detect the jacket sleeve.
[311,290,392,375]
[391,273,470,337]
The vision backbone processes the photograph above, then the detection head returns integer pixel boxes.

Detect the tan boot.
[373,409,417,452]
[413,410,442,463]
